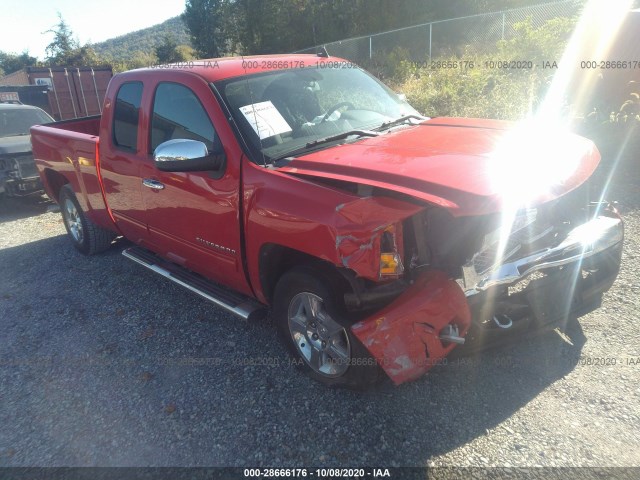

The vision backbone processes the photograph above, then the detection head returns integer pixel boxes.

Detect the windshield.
[214,65,421,162]
[0,108,53,137]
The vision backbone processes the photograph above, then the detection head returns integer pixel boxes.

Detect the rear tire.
[59,185,115,255]
[273,266,381,389]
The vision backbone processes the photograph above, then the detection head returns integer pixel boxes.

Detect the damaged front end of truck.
[328,187,623,385]
[282,133,624,385]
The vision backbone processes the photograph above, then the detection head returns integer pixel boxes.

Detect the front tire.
[59,185,115,255]
[273,266,380,389]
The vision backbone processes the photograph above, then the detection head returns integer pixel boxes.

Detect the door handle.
[142,178,164,190]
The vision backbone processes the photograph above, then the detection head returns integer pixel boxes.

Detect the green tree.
[45,14,78,64]
[44,14,104,66]
[176,44,196,60]
[64,45,104,66]
[183,0,227,57]
[155,35,178,63]
[155,35,194,63]
[182,0,561,57]
[106,50,158,73]
[227,0,315,54]
[0,51,38,76]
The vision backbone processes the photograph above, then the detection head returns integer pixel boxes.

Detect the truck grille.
[473,234,520,274]
[0,153,38,179]
[470,182,592,275]
[472,213,554,274]
[13,154,38,179]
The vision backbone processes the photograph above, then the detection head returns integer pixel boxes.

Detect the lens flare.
[487,0,631,277]
[488,122,588,206]
[537,0,633,126]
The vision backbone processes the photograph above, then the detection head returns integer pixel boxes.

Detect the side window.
[150,82,217,153]
[113,82,143,151]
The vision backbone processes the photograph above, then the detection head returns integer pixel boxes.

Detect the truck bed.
[30,115,113,228]
[44,115,101,135]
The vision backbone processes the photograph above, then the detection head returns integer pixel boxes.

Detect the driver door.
[139,77,248,295]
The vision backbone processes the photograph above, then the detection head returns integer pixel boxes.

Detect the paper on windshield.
[239,101,292,140]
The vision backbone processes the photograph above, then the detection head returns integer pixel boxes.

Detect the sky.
[1,0,186,59]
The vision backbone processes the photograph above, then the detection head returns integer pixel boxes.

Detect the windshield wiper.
[305,129,379,148]
[375,114,427,131]
[271,130,379,163]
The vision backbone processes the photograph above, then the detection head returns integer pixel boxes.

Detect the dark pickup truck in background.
[0,102,53,197]
[30,55,624,388]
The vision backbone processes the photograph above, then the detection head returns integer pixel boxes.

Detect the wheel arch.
[258,243,352,306]
[42,168,70,203]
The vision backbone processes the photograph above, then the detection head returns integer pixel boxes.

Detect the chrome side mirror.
[153,139,225,172]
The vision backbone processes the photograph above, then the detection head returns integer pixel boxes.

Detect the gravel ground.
[0,139,638,469]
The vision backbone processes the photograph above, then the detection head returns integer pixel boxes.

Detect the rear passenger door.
[99,80,149,244]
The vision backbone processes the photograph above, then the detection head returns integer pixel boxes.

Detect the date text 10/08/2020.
[244,468,392,478]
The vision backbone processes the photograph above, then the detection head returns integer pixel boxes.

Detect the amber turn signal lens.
[380,252,403,277]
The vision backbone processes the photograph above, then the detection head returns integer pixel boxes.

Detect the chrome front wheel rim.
[63,198,83,244]
[288,292,351,377]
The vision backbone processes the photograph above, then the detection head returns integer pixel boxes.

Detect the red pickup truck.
[31,54,624,388]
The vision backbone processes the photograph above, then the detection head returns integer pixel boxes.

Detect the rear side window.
[150,82,217,153]
[113,82,143,151]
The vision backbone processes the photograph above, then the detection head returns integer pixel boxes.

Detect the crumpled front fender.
[333,196,422,281]
[351,271,471,385]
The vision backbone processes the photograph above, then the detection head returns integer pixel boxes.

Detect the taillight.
[379,224,404,279]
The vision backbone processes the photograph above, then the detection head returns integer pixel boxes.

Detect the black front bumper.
[0,174,43,196]
[0,153,42,196]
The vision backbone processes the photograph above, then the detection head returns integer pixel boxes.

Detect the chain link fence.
[295,0,586,62]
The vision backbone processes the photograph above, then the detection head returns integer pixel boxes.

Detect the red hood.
[278,117,600,216]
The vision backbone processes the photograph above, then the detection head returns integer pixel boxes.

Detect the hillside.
[92,16,191,61]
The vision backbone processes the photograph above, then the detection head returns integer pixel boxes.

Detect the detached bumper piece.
[351,271,471,385]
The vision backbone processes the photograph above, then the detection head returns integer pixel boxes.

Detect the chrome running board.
[122,246,266,321]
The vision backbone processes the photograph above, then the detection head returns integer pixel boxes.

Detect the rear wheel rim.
[63,198,83,244]
[288,292,351,377]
